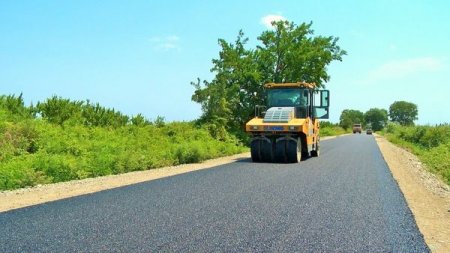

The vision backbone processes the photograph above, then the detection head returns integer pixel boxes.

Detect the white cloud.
[367,57,443,81]
[165,35,179,42]
[388,43,397,52]
[149,35,180,51]
[260,14,287,29]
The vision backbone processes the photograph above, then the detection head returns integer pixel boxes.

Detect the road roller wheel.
[311,140,320,157]
[275,140,287,163]
[250,139,261,162]
[286,138,302,163]
[260,140,274,163]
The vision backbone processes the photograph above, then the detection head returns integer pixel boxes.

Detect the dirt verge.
[375,134,450,253]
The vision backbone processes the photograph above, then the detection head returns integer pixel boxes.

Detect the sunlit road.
[0,135,429,252]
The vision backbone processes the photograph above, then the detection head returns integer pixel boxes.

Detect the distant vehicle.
[366,129,373,135]
[352,124,362,134]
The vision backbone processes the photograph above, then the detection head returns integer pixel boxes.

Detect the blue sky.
[1,0,449,124]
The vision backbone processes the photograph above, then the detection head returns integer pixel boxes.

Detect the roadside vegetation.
[0,95,246,191]
[382,123,450,185]
[320,122,349,137]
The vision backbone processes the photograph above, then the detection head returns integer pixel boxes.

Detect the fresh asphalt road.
[0,134,429,252]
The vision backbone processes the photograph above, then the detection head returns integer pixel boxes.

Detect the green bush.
[382,123,450,185]
[320,122,348,137]
[0,157,50,189]
[32,154,83,182]
[0,117,247,191]
[421,143,450,184]
[0,93,249,191]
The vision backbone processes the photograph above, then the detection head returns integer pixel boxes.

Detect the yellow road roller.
[245,82,330,163]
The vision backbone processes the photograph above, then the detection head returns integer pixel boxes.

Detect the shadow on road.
[235,158,253,163]
[234,156,312,164]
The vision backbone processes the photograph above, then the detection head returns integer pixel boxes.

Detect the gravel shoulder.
[375,134,450,253]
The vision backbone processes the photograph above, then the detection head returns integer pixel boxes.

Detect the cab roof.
[264,82,316,89]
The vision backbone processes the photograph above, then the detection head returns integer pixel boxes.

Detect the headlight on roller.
[289,126,299,131]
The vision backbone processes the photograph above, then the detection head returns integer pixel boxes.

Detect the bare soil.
[1,134,448,252]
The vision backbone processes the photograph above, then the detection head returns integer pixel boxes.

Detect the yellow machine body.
[245,82,329,163]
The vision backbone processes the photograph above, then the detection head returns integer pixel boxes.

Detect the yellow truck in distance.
[245,82,330,163]
[352,124,362,134]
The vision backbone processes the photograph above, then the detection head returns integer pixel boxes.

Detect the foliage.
[389,101,418,126]
[192,21,346,138]
[36,96,130,127]
[130,113,150,127]
[256,21,346,85]
[339,109,364,130]
[192,31,261,137]
[320,121,349,137]
[154,116,166,128]
[381,123,450,185]
[81,100,130,127]
[0,96,247,191]
[0,94,34,120]
[364,108,388,131]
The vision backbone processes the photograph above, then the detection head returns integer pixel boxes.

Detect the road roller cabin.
[245,82,330,163]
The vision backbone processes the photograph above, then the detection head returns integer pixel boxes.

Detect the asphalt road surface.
[0,134,429,252]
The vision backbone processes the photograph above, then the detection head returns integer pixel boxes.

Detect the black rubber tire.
[302,152,310,160]
[311,139,320,157]
[275,140,287,163]
[260,140,274,163]
[250,140,261,162]
[286,139,301,163]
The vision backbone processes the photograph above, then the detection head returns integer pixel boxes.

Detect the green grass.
[320,122,349,137]
[0,115,247,191]
[381,123,450,185]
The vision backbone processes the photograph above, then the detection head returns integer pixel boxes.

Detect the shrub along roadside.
[320,122,349,137]
[381,123,450,185]
[0,117,247,191]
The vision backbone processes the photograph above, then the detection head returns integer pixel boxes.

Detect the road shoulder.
[375,134,450,253]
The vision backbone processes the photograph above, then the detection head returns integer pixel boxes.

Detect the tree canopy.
[364,108,388,131]
[389,101,418,126]
[192,21,346,138]
[339,109,364,130]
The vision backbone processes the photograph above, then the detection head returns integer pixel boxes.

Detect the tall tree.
[191,31,261,138]
[192,21,346,138]
[257,21,346,86]
[364,108,388,131]
[389,101,418,126]
[339,109,364,130]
